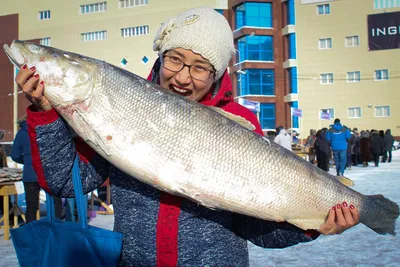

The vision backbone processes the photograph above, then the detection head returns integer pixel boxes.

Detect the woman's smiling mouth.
[170,85,192,97]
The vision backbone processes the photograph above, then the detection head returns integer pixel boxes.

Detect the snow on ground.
[1,151,399,267]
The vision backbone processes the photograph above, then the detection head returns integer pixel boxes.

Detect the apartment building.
[296,0,400,138]
[227,0,297,132]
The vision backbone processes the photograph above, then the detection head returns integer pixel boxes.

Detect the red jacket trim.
[156,193,181,267]
[26,106,59,193]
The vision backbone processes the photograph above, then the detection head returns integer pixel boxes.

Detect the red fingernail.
[342,202,348,208]
[22,65,27,69]
[350,205,355,210]
[30,66,35,71]
[40,81,44,85]
[332,206,336,211]
[34,74,39,78]
[336,204,341,209]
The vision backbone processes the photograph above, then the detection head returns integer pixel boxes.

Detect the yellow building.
[296,0,400,138]
[1,0,228,78]
[0,0,228,141]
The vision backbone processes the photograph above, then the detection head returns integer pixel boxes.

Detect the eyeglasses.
[162,55,215,82]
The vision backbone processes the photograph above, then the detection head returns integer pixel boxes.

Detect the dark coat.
[383,129,395,151]
[11,120,38,182]
[360,132,371,162]
[370,132,384,154]
[315,131,330,157]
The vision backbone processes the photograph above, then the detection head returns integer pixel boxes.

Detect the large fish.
[4,40,399,235]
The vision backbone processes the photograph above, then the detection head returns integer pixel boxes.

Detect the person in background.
[346,127,353,170]
[360,131,371,167]
[11,116,63,223]
[305,129,317,164]
[314,129,330,172]
[382,129,394,163]
[15,7,359,265]
[370,130,384,167]
[326,118,351,176]
[351,128,361,167]
[274,126,292,151]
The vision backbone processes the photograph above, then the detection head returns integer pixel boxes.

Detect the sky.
[1,150,399,267]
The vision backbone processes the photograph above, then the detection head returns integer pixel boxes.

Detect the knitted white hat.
[153,7,235,81]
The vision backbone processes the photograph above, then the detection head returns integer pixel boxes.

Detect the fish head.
[3,40,94,108]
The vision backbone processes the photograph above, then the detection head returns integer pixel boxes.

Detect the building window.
[119,0,148,8]
[347,71,360,83]
[260,103,276,130]
[319,38,332,49]
[81,30,107,42]
[375,106,390,117]
[348,107,361,118]
[320,73,333,84]
[235,2,272,29]
[317,4,330,15]
[237,35,274,62]
[373,0,400,9]
[121,25,149,37]
[80,2,107,14]
[320,108,334,120]
[38,10,51,20]
[375,69,389,81]
[40,38,51,46]
[345,35,359,47]
[239,69,274,96]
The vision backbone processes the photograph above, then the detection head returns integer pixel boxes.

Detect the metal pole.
[13,67,18,138]
[13,66,18,167]
[235,49,242,93]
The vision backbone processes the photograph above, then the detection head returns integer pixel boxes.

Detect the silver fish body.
[4,40,399,235]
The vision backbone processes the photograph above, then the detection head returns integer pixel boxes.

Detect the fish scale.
[3,40,399,235]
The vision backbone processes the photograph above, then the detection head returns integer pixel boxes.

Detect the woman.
[305,129,317,164]
[15,7,359,266]
[370,130,384,167]
[360,130,371,167]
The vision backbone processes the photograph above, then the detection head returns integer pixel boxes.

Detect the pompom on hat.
[153,7,235,81]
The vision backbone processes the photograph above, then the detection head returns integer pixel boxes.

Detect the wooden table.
[293,150,309,160]
[0,182,26,240]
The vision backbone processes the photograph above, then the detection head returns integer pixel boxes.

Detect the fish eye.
[29,45,41,54]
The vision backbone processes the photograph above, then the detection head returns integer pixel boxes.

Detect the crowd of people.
[273,118,396,176]
[303,119,395,175]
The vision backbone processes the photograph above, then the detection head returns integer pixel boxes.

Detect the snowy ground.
[1,151,399,267]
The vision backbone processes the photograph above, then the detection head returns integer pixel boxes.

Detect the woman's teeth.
[172,86,192,96]
[173,86,189,93]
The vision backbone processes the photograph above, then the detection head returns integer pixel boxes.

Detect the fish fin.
[209,106,256,131]
[73,109,112,156]
[362,194,399,235]
[337,176,355,187]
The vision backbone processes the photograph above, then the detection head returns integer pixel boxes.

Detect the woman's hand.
[15,65,52,111]
[318,202,360,235]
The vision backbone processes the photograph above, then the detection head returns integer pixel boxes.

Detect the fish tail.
[362,194,399,235]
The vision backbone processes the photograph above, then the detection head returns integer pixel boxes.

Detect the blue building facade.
[228,0,299,132]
